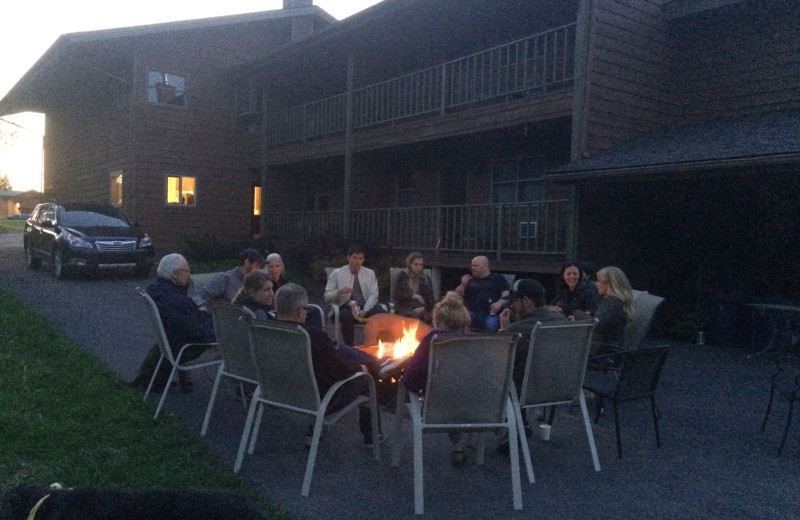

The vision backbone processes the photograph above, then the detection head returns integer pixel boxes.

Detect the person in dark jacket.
[129,254,216,392]
[394,251,435,324]
[275,283,384,448]
[590,266,634,354]
[233,270,275,320]
[550,262,600,318]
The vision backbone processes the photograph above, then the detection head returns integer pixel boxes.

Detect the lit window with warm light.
[166,176,196,206]
[110,172,123,206]
[253,186,261,216]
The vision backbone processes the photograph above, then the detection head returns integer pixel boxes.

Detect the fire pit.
[356,314,432,379]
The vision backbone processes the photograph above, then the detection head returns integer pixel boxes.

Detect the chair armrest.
[319,370,376,412]
[175,341,219,363]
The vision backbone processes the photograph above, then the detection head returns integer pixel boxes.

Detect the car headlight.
[60,229,93,249]
[139,234,153,248]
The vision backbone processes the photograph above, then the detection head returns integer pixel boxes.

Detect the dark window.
[491,157,545,203]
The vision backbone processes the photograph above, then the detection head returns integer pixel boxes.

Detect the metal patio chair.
[391,333,522,515]
[235,317,380,496]
[135,287,221,420]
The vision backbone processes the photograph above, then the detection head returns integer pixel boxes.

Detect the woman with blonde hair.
[394,251,435,324]
[400,291,471,466]
[590,266,634,353]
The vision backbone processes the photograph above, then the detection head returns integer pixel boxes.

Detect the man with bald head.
[454,255,510,332]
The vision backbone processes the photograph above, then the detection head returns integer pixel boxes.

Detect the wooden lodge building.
[1,0,798,332]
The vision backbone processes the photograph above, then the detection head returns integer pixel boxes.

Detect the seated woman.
[394,251,435,324]
[550,261,600,319]
[232,270,275,320]
[265,252,322,329]
[400,291,471,467]
[590,266,635,354]
[265,253,287,293]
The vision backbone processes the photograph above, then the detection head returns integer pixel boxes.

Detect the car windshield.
[61,210,129,228]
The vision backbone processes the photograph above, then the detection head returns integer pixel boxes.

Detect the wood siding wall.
[673,1,800,120]
[43,19,299,256]
[581,0,678,155]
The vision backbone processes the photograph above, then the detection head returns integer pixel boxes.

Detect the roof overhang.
[548,109,800,182]
[0,6,335,117]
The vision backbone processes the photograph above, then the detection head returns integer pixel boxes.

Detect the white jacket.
[324,265,380,312]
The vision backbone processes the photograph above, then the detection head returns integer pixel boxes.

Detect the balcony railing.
[263,200,571,258]
[264,23,576,146]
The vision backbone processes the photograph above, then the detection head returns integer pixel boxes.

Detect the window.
[110,172,123,207]
[166,176,196,206]
[253,186,262,216]
[235,81,263,117]
[491,157,545,203]
[147,71,186,106]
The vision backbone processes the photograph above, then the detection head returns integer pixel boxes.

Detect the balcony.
[263,200,571,267]
[264,23,576,147]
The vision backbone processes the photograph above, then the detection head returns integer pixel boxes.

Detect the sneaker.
[363,432,387,448]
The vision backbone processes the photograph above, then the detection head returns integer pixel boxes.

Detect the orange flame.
[377,322,419,359]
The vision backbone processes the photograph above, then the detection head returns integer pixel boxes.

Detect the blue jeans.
[469,311,500,332]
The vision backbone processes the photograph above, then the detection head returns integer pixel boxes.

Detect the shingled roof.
[549,108,800,181]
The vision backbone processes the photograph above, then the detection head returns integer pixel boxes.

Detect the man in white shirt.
[324,244,383,345]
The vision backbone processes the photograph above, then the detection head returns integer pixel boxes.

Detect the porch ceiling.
[548,109,800,181]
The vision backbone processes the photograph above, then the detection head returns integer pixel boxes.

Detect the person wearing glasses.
[275,283,385,447]
[128,253,216,392]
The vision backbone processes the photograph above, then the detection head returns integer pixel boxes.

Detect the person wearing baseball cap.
[496,278,568,454]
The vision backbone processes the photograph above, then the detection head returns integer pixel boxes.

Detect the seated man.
[191,248,264,307]
[275,283,385,447]
[455,255,510,332]
[129,253,217,392]
[324,244,384,345]
[496,278,567,454]
[499,279,568,390]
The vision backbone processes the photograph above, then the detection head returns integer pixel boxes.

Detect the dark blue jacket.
[147,277,216,351]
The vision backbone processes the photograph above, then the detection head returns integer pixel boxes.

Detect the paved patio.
[0,237,797,519]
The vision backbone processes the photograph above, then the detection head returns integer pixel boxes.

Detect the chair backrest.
[135,286,176,365]
[389,266,435,304]
[614,346,670,400]
[623,291,665,350]
[423,333,518,426]
[519,320,598,407]
[208,301,258,381]
[245,317,321,412]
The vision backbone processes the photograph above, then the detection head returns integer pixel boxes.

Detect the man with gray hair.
[129,253,216,392]
[275,283,385,447]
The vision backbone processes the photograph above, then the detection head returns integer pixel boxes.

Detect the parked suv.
[24,202,155,279]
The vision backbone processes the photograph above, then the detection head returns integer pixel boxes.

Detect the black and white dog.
[0,484,267,520]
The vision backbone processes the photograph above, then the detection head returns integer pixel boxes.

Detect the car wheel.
[25,242,41,269]
[52,249,67,280]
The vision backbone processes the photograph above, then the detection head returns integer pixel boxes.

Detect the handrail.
[264,23,576,146]
[263,201,570,256]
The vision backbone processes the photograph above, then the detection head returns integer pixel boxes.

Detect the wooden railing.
[263,201,570,258]
[264,23,576,146]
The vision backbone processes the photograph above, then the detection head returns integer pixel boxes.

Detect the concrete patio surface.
[0,235,797,519]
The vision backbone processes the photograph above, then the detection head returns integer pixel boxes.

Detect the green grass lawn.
[0,219,25,233]
[0,288,291,518]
